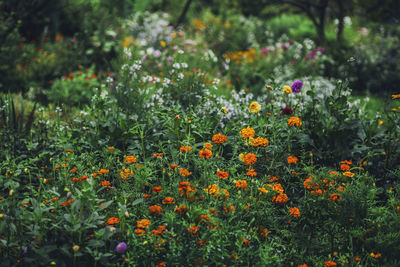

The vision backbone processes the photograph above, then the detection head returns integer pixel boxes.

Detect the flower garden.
[1,1,400,266]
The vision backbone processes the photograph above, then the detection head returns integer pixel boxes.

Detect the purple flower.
[115,242,127,254]
[291,80,303,93]
[24,247,28,254]
[282,107,293,115]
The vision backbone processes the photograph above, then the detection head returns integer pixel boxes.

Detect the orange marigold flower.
[107,146,115,152]
[155,261,166,267]
[98,169,109,174]
[258,187,269,194]
[187,225,199,237]
[212,133,228,144]
[269,176,280,182]
[137,219,151,229]
[180,168,192,176]
[235,180,248,190]
[71,167,78,173]
[324,260,337,267]
[370,252,381,258]
[272,183,284,193]
[288,116,302,127]
[125,155,137,164]
[239,126,255,139]
[204,142,213,150]
[241,238,250,247]
[310,189,323,196]
[100,180,111,187]
[149,205,163,216]
[340,164,350,171]
[298,264,308,267]
[135,228,146,236]
[329,171,339,175]
[106,217,120,225]
[174,205,188,214]
[250,137,269,147]
[143,194,151,198]
[289,207,301,218]
[162,197,175,204]
[243,153,257,166]
[259,227,269,238]
[330,193,341,202]
[340,160,352,165]
[272,193,289,204]
[216,170,229,179]
[151,225,167,236]
[71,177,79,182]
[153,153,164,158]
[153,186,162,193]
[199,148,212,159]
[343,171,355,177]
[178,181,197,197]
[169,164,178,170]
[179,145,192,153]
[246,168,257,176]
[197,240,207,247]
[354,257,361,262]
[287,156,298,164]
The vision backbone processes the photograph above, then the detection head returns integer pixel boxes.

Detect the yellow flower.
[122,36,134,47]
[378,120,384,126]
[343,171,355,177]
[283,85,292,94]
[221,107,227,114]
[160,40,166,47]
[249,101,261,114]
[239,153,245,162]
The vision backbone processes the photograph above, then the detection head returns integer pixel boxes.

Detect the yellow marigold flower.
[204,184,219,195]
[239,153,245,162]
[258,187,269,194]
[243,153,257,166]
[288,116,302,127]
[249,101,261,114]
[120,168,133,180]
[212,133,228,144]
[239,126,255,139]
[283,85,292,94]
[160,40,166,47]
[289,207,300,218]
[343,171,355,177]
